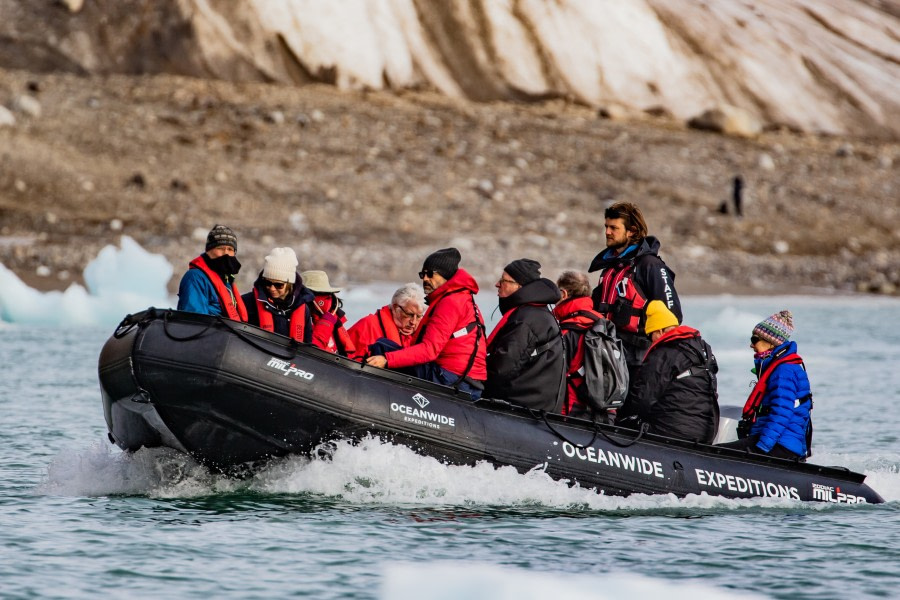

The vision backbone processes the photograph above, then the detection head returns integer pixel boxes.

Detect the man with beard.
[588,202,681,385]
[484,259,565,412]
[177,224,247,321]
[365,247,487,399]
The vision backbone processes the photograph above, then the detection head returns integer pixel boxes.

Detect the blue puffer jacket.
[750,341,812,456]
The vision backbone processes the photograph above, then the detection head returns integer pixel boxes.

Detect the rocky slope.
[2,0,899,138]
[0,67,897,298]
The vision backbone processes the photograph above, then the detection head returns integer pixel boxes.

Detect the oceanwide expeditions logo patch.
[265,357,315,381]
[390,393,456,431]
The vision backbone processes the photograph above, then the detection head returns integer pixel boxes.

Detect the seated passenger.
[616,301,719,443]
[177,224,247,320]
[484,259,565,412]
[241,247,317,342]
[347,282,425,360]
[718,310,812,459]
[552,270,608,417]
[301,270,356,357]
[365,248,487,399]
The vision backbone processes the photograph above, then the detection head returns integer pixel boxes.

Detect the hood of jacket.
[498,277,561,314]
[425,268,480,305]
[552,295,595,322]
[588,236,662,273]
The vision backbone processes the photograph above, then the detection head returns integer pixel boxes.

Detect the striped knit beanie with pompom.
[753,310,794,346]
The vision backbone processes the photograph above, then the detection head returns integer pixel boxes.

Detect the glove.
[736,418,753,439]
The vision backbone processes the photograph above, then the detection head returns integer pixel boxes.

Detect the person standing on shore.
[588,202,681,386]
[177,224,247,321]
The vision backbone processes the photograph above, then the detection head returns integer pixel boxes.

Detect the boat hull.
[98,310,883,504]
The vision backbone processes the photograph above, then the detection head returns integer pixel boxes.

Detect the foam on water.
[38,436,900,507]
[0,236,173,327]
[381,560,766,600]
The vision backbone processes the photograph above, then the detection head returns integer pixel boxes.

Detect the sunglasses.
[750,335,761,345]
[264,280,287,290]
[393,303,423,321]
[418,269,434,280]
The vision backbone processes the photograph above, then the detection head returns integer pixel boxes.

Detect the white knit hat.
[262,247,299,283]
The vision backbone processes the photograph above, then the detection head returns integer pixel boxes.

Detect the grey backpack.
[561,312,629,413]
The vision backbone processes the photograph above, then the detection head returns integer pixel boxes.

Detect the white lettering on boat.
[695,468,800,500]
[561,441,664,479]
[811,483,866,504]
[266,357,315,380]
[390,402,455,430]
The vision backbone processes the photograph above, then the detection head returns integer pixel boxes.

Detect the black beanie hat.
[504,258,541,285]
[422,247,461,280]
[206,224,237,252]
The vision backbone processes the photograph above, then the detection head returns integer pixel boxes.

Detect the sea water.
[1,241,899,599]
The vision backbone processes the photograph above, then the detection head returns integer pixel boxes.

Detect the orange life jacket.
[188,256,248,321]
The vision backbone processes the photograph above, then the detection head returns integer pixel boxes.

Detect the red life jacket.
[252,287,307,342]
[555,297,607,415]
[188,256,248,321]
[741,351,805,422]
[595,260,647,336]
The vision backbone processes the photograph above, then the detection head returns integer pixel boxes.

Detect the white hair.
[392,282,425,307]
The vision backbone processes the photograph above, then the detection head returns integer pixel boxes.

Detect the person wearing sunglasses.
[242,247,318,343]
[347,283,425,360]
[483,258,566,412]
[177,224,248,321]
[365,247,487,399]
[717,310,813,460]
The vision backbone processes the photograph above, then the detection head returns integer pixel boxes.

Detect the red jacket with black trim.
[384,269,487,380]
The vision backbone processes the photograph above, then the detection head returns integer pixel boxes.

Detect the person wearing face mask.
[176,224,247,321]
[301,270,356,357]
[347,282,425,360]
[483,259,565,412]
[241,247,317,342]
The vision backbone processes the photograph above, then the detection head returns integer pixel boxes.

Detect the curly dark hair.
[604,202,648,241]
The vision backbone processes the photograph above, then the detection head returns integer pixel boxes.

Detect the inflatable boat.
[98,309,883,504]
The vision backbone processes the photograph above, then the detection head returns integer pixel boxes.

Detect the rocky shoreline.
[0,68,897,298]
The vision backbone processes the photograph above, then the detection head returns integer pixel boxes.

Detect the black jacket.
[616,325,719,443]
[484,278,566,412]
[242,273,316,341]
[588,236,682,365]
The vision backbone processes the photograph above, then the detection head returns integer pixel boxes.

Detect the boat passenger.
[718,310,812,459]
[176,224,247,320]
[616,301,719,443]
[484,259,565,412]
[241,247,322,343]
[301,270,356,357]
[588,202,681,390]
[365,248,487,399]
[347,282,425,360]
[553,270,609,418]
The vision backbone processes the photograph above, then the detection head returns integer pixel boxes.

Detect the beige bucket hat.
[301,270,342,293]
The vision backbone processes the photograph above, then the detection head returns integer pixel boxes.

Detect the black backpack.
[561,312,629,413]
